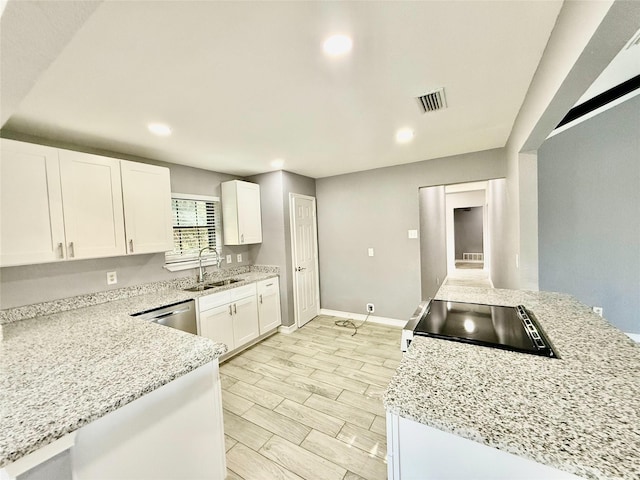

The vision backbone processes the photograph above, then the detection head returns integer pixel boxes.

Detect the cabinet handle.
[259,294,263,304]
[240,234,244,243]
[129,239,134,253]
[69,242,75,258]
[228,305,233,315]
[233,303,237,314]
[58,242,64,259]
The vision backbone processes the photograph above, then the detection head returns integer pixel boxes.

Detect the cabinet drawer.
[257,278,279,295]
[198,290,231,311]
[230,283,257,301]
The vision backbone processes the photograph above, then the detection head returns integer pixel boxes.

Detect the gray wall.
[487,178,507,287]
[538,96,640,333]
[247,170,316,327]
[419,186,447,300]
[454,207,483,259]
[0,131,251,309]
[316,148,505,320]
[282,171,317,325]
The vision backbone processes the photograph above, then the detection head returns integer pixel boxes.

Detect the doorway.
[419,181,497,297]
[453,206,484,270]
[289,193,320,328]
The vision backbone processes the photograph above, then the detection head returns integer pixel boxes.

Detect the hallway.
[444,269,492,288]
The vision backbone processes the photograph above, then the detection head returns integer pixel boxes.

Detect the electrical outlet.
[368,248,374,257]
[226,254,232,264]
[106,271,117,285]
[366,303,375,313]
[593,306,603,317]
[236,254,242,263]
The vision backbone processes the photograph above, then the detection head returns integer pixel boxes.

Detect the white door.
[120,160,173,254]
[0,140,66,266]
[59,150,126,259]
[290,194,320,327]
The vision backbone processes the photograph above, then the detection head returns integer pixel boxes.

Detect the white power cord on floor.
[334,313,370,336]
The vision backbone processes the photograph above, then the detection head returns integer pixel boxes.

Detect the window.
[165,193,221,266]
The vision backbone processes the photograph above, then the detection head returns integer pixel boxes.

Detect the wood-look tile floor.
[220,315,403,480]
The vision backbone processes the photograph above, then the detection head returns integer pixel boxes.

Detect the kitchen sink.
[183,278,242,292]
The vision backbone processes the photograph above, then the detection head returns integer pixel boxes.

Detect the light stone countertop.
[0,268,279,468]
[383,285,640,480]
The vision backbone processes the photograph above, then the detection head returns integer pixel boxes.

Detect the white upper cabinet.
[0,140,66,266]
[58,150,126,260]
[221,180,262,245]
[0,140,174,266]
[120,160,173,254]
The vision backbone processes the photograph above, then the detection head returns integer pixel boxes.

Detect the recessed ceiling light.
[271,158,285,169]
[323,34,353,56]
[148,123,172,136]
[395,128,414,143]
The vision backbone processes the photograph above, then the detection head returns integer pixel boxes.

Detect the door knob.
[296,266,306,272]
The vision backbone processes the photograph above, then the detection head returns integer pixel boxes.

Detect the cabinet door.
[0,140,66,266]
[232,295,259,347]
[200,304,235,352]
[59,150,126,259]
[237,181,262,244]
[120,160,173,255]
[258,278,282,334]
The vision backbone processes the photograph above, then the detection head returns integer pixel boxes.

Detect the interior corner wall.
[500,0,638,292]
[316,148,505,320]
[538,96,640,334]
[419,186,447,300]
[487,178,508,288]
[247,170,316,328]
[282,171,316,327]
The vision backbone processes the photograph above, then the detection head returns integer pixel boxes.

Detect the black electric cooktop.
[413,300,559,358]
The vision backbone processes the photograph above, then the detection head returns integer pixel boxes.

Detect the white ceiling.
[1,1,565,178]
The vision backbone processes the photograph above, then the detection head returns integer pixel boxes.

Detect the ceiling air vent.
[416,88,447,113]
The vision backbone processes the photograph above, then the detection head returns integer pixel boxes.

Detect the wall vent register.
[402,299,559,358]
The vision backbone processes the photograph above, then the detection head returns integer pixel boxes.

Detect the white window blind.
[165,194,220,264]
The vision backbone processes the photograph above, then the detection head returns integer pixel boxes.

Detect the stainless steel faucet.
[197,247,222,283]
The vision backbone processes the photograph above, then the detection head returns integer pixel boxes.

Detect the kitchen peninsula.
[0,267,278,479]
[385,285,640,480]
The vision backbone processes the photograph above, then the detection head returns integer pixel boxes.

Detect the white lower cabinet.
[198,283,259,354]
[232,293,259,346]
[200,303,235,351]
[198,279,280,356]
[257,278,282,334]
[386,412,584,480]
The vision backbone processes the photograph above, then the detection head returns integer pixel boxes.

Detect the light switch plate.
[237,254,242,263]
[226,254,232,264]
[368,248,374,257]
[408,229,418,239]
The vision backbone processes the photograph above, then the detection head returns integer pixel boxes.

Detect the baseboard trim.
[319,308,406,328]
[625,332,640,343]
[278,323,298,334]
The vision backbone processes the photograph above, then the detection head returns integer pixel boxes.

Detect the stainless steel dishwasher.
[131,299,197,335]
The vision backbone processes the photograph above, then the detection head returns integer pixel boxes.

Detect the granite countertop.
[0,267,279,468]
[384,285,640,480]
